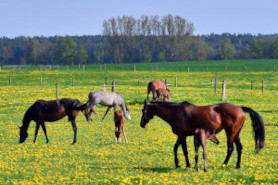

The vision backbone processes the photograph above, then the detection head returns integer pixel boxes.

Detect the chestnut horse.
[19,98,90,144]
[194,128,219,172]
[140,101,265,169]
[157,88,171,102]
[114,110,128,143]
[147,80,167,101]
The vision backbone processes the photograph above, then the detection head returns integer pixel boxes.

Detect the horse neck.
[21,107,33,132]
[149,103,177,125]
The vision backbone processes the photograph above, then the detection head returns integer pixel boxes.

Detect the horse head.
[19,126,28,143]
[74,101,91,122]
[140,100,154,128]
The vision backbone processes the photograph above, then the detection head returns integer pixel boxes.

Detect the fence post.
[211,79,213,88]
[112,80,115,92]
[0,66,1,71]
[104,64,106,70]
[134,65,136,72]
[56,83,59,99]
[214,78,217,94]
[165,79,168,89]
[138,78,141,86]
[187,66,190,72]
[262,80,264,94]
[251,80,253,90]
[175,77,178,87]
[9,77,12,86]
[40,77,42,86]
[222,80,227,101]
[72,78,74,86]
[83,65,85,71]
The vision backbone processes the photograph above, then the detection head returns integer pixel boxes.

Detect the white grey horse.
[87,91,131,121]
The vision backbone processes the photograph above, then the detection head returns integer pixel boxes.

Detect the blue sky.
[0,0,277,38]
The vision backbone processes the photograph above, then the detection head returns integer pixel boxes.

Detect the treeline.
[0,14,278,65]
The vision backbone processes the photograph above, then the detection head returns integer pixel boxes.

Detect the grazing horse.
[19,98,90,144]
[87,91,131,122]
[157,88,171,102]
[194,128,219,172]
[147,80,167,101]
[140,101,265,169]
[114,110,128,143]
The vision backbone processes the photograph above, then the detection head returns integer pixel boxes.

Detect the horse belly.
[43,110,66,122]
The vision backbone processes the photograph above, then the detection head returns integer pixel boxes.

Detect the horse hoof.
[236,165,241,169]
[175,165,180,168]
[204,169,207,172]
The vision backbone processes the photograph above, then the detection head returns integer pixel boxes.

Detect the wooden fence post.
[165,79,168,89]
[134,65,136,72]
[72,78,74,86]
[9,77,11,86]
[83,65,85,71]
[138,78,141,86]
[40,77,42,86]
[214,78,217,94]
[175,77,178,87]
[251,80,253,90]
[187,66,190,72]
[56,83,59,99]
[222,80,227,101]
[262,80,264,94]
[211,79,213,88]
[112,80,115,92]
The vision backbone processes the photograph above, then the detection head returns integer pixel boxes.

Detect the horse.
[87,91,131,122]
[19,98,90,145]
[194,128,219,172]
[114,110,128,143]
[140,101,265,169]
[147,80,167,101]
[157,88,171,102]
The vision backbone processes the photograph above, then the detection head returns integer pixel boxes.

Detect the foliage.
[0,60,277,184]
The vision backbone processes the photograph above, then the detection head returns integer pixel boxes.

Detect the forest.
[1,15,278,65]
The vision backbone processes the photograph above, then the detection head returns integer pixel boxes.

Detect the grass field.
[0,60,278,184]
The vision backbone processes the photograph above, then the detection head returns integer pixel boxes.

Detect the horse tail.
[241,106,265,152]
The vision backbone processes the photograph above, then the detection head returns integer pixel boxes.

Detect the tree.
[219,39,236,60]
[76,46,89,64]
[54,37,77,65]
[25,39,40,65]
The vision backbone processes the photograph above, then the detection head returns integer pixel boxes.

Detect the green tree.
[251,38,264,59]
[76,46,89,64]
[54,37,77,65]
[219,39,236,60]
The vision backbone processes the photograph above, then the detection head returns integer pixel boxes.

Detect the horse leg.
[40,121,49,144]
[33,122,40,143]
[70,120,77,145]
[174,137,182,168]
[102,107,111,121]
[202,137,208,172]
[122,127,128,143]
[194,133,201,172]
[235,136,243,168]
[181,138,191,167]
[223,141,234,166]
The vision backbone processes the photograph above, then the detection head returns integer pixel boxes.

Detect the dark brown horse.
[147,80,167,101]
[194,128,219,172]
[157,88,171,102]
[140,101,265,170]
[114,110,128,143]
[19,98,90,144]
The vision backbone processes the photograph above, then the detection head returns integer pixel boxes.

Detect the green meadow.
[0,59,277,184]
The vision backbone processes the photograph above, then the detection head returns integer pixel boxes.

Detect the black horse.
[19,98,90,144]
